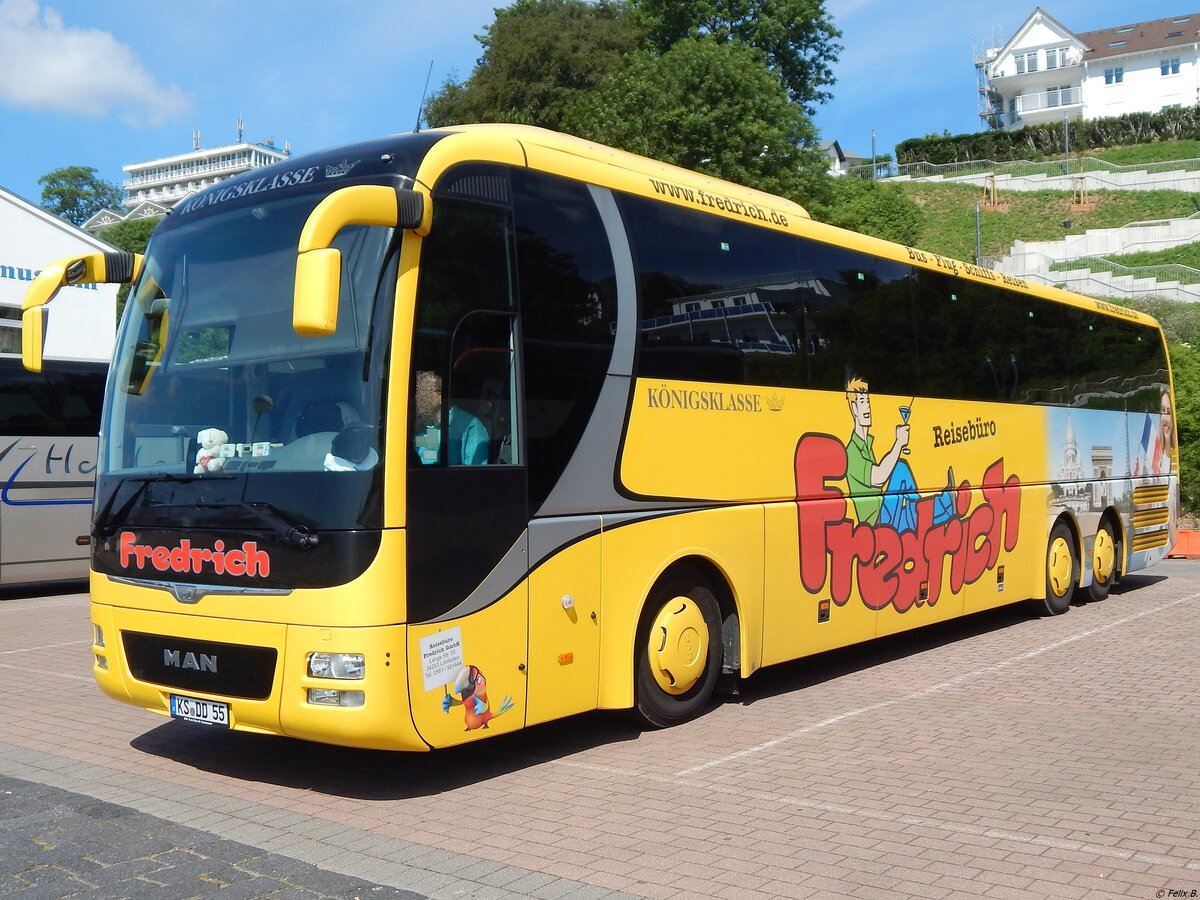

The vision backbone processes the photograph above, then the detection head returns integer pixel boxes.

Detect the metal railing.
[845,153,1200,182]
[1014,86,1081,115]
[1048,255,1200,287]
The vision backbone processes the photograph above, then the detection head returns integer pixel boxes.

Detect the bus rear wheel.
[633,572,722,728]
[1088,520,1119,602]
[1039,521,1079,616]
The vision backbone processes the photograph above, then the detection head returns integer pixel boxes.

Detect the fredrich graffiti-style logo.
[794,434,1021,613]
[794,380,1021,614]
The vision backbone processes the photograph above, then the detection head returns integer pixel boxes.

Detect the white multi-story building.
[977,9,1200,130]
[84,131,290,232]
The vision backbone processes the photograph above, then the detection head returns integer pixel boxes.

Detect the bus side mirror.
[294,185,425,337]
[21,251,143,372]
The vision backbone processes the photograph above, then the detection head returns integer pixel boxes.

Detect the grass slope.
[899,182,1200,262]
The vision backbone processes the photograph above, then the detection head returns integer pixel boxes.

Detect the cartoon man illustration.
[844,378,954,533]
[845,378,913,527]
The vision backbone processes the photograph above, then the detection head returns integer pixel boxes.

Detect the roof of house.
[1078,12,1200,61]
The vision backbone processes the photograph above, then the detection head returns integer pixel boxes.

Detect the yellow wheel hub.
[1093,529,1115,585]
[1047,536,1074,598]
[648,597,709,695]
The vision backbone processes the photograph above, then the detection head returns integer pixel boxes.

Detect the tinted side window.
[807,250,917,397]
[50,363,106,433]
[912,271,1002,401]
[513,169,617,510]
[0,358,105,436]
[410,193,520,467]
[1079,315,1170,412]
[617,194,800,385]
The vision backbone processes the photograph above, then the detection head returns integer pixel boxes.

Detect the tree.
[423,0,644,130]
[38,166,124,227]
[809,177,925,246]
[1167,341,1200,516]
[97,216,160,320]
[564,38,827,201]
[631,0,841,112]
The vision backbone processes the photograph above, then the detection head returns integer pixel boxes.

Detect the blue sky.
[0,0,1194,206]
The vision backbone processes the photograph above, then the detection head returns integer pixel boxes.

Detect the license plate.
[169,694,230,727]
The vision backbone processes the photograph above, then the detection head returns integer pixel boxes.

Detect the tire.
[1087,519,1119,602]
[633,571,722,728]
[1039,520,1079,616]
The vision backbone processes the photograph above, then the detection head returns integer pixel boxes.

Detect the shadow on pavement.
[0,580,87,602]
[127,571,1170,799]
[130,705,643,801]
[734,570,1167,707]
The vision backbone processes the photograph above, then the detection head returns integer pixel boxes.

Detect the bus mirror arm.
[21,251,144,373]
[293,185,423,338]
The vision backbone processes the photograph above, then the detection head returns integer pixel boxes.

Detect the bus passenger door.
[404,194,531,746]
[526,516,601,726]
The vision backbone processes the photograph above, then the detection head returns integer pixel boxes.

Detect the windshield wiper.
[191,498,320,549]
[93,472,232,541]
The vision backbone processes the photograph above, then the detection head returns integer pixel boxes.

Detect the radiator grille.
[122,631,277,700]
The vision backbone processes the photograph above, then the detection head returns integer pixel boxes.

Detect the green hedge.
[897,105,1200,165]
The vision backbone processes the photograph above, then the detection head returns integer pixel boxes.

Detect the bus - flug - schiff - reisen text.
[23,125,1178,749]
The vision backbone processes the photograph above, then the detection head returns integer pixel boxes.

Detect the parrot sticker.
[441,664,515,730]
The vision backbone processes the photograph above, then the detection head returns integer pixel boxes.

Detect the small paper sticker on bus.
[420,626,464,693]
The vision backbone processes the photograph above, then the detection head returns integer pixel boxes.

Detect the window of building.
[1046,47,1069,69]
[1105,66,1124,84]
[1108,40,1127,48]
[1162,57,1181,76]
[1046,85,1072,107]
[1014,50,1038,74]
[1167,30,1184,38]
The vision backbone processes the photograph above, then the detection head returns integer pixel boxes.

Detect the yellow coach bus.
[23,125,1177,750]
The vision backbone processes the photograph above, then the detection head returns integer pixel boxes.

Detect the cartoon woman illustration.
[1133,388,1175,477]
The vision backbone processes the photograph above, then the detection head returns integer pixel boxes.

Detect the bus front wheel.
[1039,521,1079,616]
[633,572,722,728]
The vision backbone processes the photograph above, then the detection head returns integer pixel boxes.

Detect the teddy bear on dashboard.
[194,427,230,474]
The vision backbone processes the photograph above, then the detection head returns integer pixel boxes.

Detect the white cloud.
[0,0,188,124]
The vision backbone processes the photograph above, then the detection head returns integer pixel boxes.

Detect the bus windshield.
[99,188,396,532]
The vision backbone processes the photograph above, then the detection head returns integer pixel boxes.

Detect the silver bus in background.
[0,354,105,585]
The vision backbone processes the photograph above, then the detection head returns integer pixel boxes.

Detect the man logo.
[163,649,218,673]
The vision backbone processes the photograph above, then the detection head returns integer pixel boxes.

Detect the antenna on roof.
[237,117,244,143]
[414,60,434,132]
[193,130,200,151]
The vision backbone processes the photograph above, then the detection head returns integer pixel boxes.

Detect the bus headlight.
[306,689,365,707]
[93,624,105,648]
[307,652,365,680]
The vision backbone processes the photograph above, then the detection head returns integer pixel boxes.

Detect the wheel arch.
[632,555,741,674]
[601,553,744,713]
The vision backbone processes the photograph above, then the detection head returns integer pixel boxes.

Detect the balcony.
[990,51,1082,84]
[1007,86,1083,128]
[123,157,254,191]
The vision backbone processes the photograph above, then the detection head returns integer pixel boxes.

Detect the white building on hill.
[84,129,290,232]
[977,8,1200,130]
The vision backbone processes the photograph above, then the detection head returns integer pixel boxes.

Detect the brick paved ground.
[2,565,1199,899]
[1,774,422,899]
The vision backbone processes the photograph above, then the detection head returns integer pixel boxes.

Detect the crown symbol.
[766,393,784,412]
[325,159,360,178]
